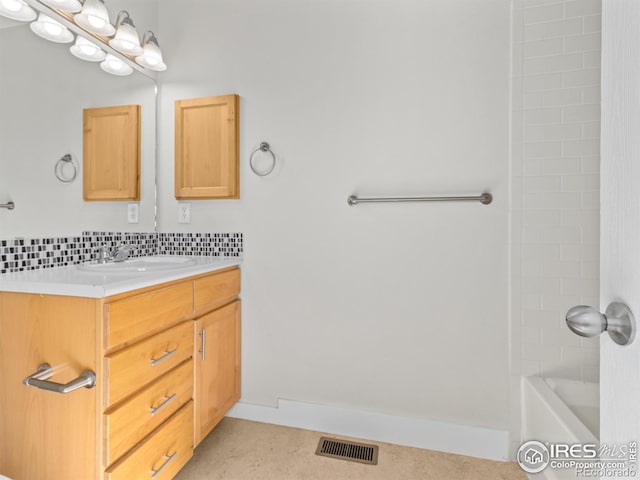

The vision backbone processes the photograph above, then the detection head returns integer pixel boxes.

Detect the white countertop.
[0,256,242,298]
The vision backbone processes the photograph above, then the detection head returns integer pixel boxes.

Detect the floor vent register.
[315,437,379,465]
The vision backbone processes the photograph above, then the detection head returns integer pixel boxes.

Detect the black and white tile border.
[0,232,243,274]
[158,233,243,257]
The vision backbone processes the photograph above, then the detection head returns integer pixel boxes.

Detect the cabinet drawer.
[105,322,193,407]
[105,282,193,351]
[105,401,193,480]
[194,267,240,315]
[104,360,193,466]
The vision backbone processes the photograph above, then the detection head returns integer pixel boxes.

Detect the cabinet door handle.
[198,328,206,361]
[149,393,177,416]
[23,363,96,394]
[150,348,178,367]
[150,452,177,479]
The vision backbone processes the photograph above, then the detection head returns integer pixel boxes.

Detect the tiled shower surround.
[0,232,243,274]
[511,0,600,380]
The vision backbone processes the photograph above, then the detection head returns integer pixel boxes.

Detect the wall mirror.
[0,0,157,238]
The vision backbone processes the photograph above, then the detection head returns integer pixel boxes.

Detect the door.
[600,0,640,457]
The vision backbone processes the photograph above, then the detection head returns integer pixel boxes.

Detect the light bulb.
[70,36,106,62]
[88,14,106,29]
[135,32,167,71]
[30,13,73,43]
[100,53,133,76]
[0,0,36,21]
[2,0,21,12]
[109,12,142,56]
[43,21,63,36]
[74,0,114,36]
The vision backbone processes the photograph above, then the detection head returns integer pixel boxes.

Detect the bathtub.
[521,376,599,480]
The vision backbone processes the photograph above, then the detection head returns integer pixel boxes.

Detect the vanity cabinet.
[194,300,241,445]
[193,268,241,445]
[0,294,98,480]
[0,266,241,480]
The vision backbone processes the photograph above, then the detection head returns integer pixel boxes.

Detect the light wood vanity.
[0,264,241,480]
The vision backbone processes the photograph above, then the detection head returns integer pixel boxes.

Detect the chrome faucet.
[111,242,133,262]
[96,245,110,264]
[95,243,133,263]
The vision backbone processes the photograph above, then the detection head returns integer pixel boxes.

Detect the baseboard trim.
[227,398,510,461]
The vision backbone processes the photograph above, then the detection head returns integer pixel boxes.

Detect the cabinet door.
[193,300,241,445]
[83,104,141,201]
[175,94,239,199]
[0,293,98,480]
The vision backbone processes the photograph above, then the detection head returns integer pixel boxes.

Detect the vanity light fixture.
[135,31,167,71]
[38,0,81,13]
[70,35,105,61]
[73,0,114,36]
[0,0,36,22]
[18,0,166,77]
[108,11,142,56]
[30,12,73,43]
[100,53,133,76]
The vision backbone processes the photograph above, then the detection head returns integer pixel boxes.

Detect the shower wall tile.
[565,0,601,17]
[511,0,600,387]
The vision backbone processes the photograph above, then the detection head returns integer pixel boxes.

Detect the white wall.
[157,0,512,432]
[0,0,157,238]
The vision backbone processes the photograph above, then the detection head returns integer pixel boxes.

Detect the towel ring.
[54,154,78,183]
[249,142,276,176]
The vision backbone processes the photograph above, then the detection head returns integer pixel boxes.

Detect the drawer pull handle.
[198,328,206,361]
[150,348,178,367]
[23,363,96,394]
[150,393,177,416]
[151,452,177,479]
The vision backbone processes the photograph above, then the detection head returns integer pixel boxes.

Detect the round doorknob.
[566,306,607,337]
[565,302,635,346]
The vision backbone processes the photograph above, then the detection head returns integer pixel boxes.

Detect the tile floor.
[174,418,526,480]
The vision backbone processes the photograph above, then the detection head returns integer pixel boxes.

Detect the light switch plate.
[178,202,191,224]
[127,203,139,224]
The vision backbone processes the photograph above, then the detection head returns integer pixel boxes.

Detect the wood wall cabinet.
[83,104,141,201]
[175,94,240,199]
[0,266,241,480]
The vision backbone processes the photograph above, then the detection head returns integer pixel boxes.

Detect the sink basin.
[77,256,196,273]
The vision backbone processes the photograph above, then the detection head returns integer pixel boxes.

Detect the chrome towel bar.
[347,193,493,206]
[0,201,14,210]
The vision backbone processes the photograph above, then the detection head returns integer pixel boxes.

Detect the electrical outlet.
[127,203,139,224]
[178,202,191,224]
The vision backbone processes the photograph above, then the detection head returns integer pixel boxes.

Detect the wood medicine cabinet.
[175,94,239,199]
[83,104,141,201]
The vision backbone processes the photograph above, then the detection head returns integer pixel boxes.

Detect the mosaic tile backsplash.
[0,232,243,274]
